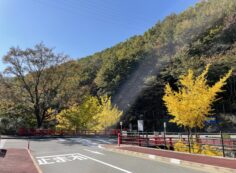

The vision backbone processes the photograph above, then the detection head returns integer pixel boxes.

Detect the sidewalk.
[0,148,40,173]
[104,144,236,173]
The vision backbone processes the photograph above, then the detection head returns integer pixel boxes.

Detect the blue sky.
[0,0,198,71]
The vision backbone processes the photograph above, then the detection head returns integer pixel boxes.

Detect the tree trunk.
[187,127,191,153]
[35,106,42,128]
[36,115,42,128]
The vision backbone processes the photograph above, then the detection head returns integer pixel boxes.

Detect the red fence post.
[169,137,173,147]
[18,128,26,136]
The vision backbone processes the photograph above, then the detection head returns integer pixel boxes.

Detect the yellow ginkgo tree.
[56,95,122,131]
[163,64,232,130]
[93,95,123,131]
[56,96,101,130]
[56,104,82,130]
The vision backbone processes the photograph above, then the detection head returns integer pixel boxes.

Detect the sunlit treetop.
[163,64,232,129]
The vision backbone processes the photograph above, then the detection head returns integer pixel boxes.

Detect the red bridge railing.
[17,128,120,136]
[117,131,236,158]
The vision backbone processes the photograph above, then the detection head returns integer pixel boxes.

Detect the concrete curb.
[122,145,236,161]
[27,149,43,173]
[103,146,236,173]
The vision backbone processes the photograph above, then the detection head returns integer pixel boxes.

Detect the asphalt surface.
[1,137,206,173]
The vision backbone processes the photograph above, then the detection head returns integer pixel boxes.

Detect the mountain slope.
[71,0,236,132]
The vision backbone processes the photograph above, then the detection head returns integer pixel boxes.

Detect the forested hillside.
[74,0,236,132]
[1,0,236,132]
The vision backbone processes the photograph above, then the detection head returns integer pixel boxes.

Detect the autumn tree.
[76,96,101,130]
[56,104,82,130]
[56,95,122,131]
[56,96,101,130]
[2,43,69,128]
[93,95,123,130]
[163,64,232,130]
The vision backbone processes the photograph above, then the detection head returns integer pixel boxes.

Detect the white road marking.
[79,139,97,145]
[83,149,104,155]
[58,138,99,146]
[78,153,132,173]
[170,158,181,165]
[58,138,112,146]
[36,152,132,173]
[36,153,88,165]
[148,154,156,159]
[57,138,66,142]
[98,144,105,149]
[71,138,82,142]
[96,139,112,144]
[36,153,86,158]
[0,139,6,148]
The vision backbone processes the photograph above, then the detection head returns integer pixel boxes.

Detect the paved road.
[2,137,206,173]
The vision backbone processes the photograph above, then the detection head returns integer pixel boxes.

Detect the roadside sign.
[137,120,144,131]
[163,122,167,128]
[129,123,132,131]
[205,117,217,125]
